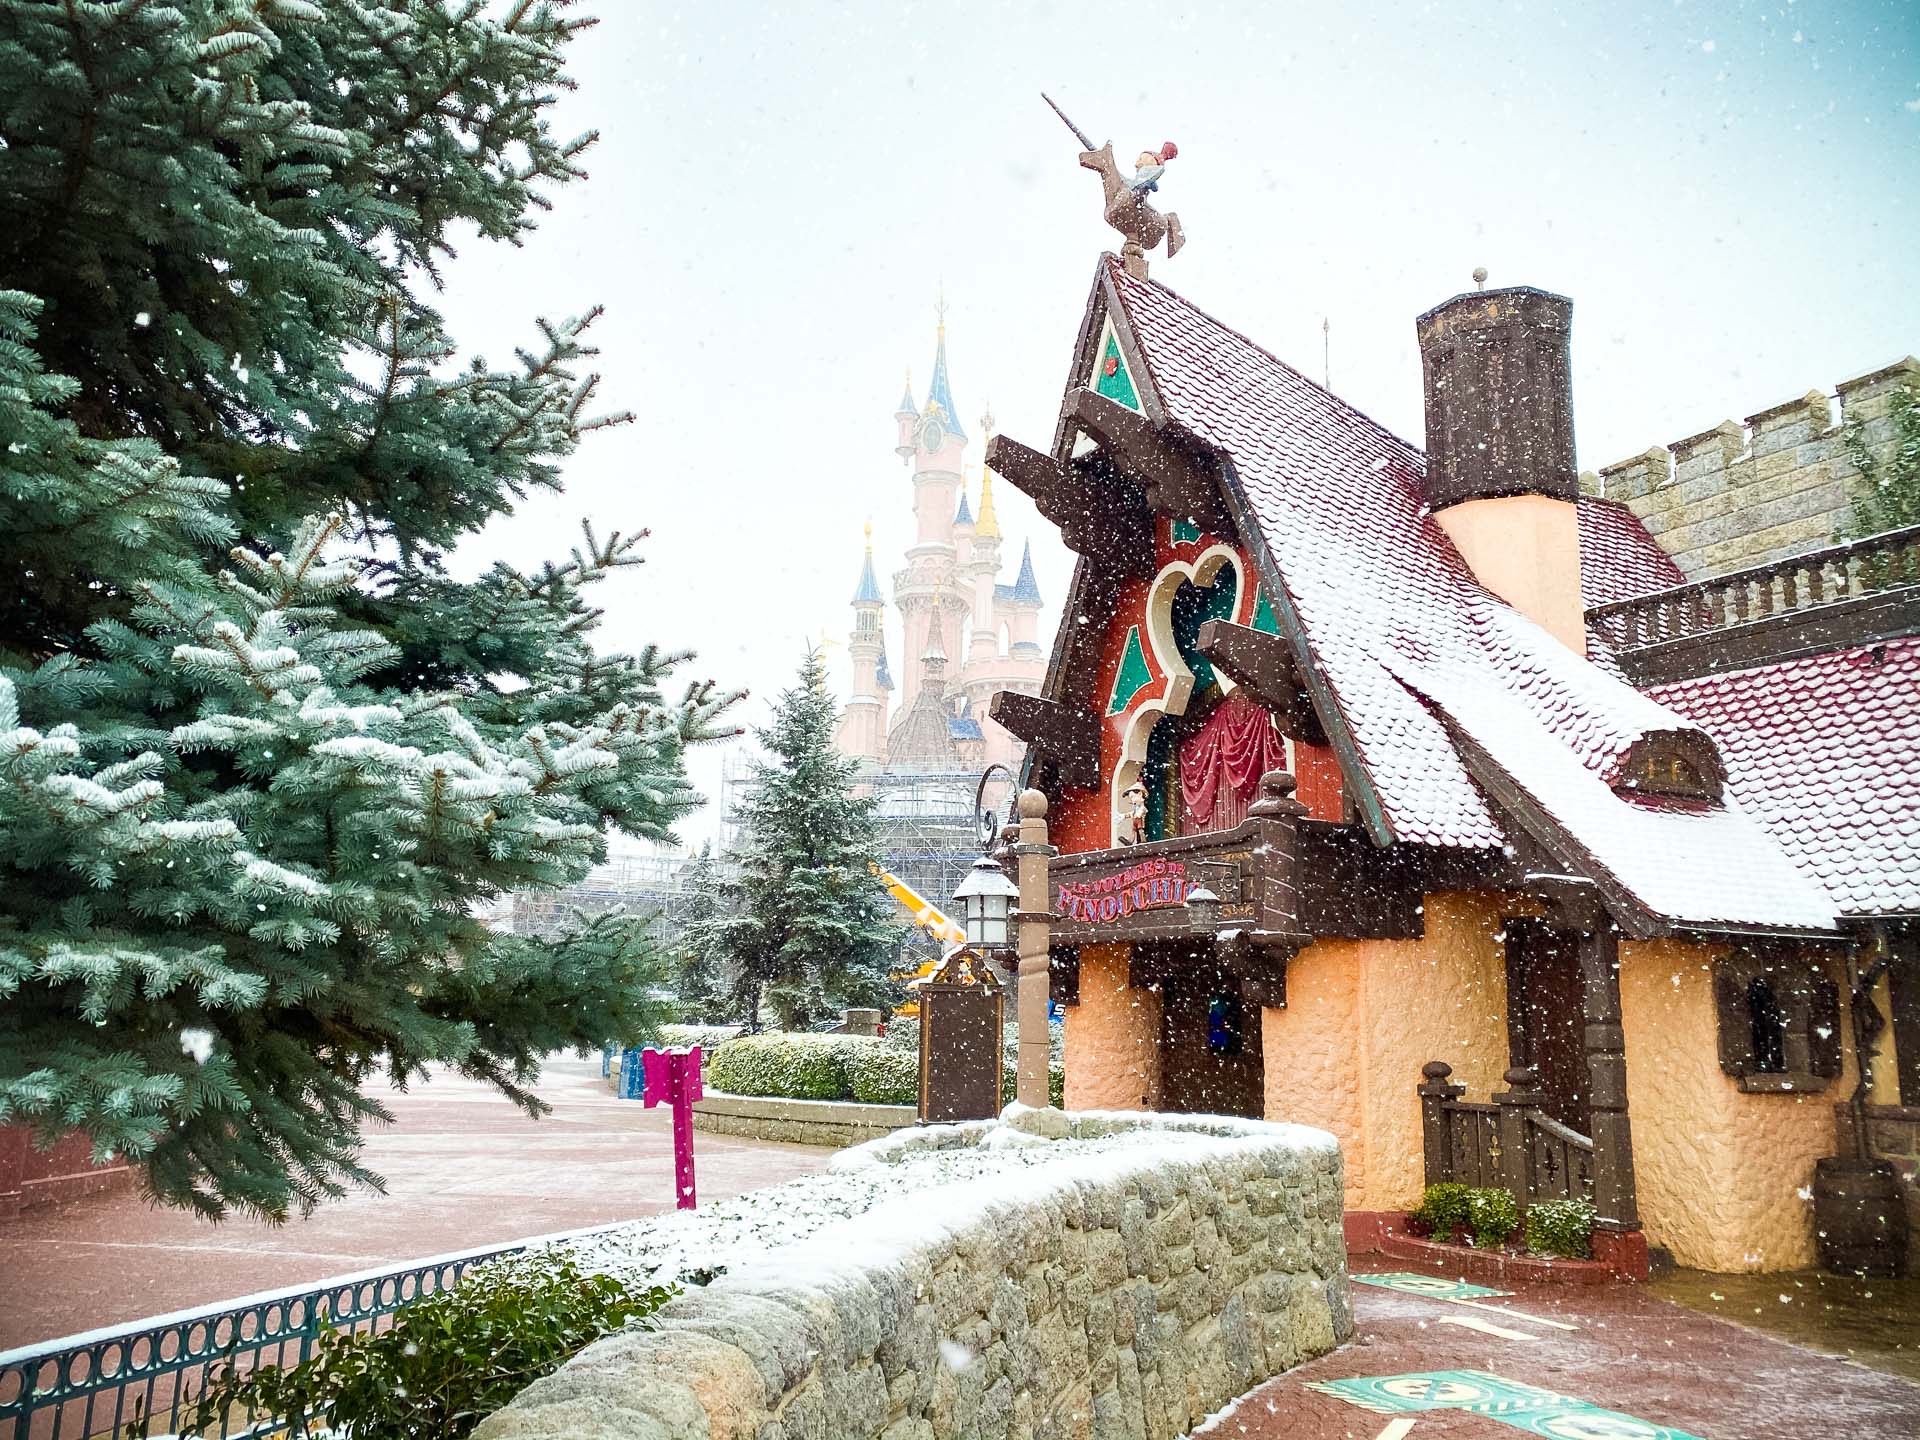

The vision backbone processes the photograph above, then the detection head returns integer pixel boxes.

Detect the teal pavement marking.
[1352,1272,1512,1301]
[1307,1370,1709,1440]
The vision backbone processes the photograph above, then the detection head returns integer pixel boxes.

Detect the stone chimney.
[1416,284,1585,654]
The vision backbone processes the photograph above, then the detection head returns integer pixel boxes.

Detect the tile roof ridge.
[1105,254,1425,461]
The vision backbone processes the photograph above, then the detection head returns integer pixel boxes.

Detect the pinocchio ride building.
[986,255,1920,1276]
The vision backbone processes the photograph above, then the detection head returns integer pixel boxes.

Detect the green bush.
[181,1252,672,1440]
[706,1032,862,1099]
[1525,1197,1597,1259]
[847,1043,920,1105]
[1410,1182,1472,1240]
[1466,1187,1521,1250]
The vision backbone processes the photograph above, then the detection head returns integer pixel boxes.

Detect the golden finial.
[980,403,994,439]
[864,519,873,552]
[935,280,947,331]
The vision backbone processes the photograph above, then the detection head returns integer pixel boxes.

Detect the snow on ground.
[559,1126,1173,1290]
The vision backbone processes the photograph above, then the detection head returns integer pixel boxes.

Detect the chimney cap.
[1415,283,1572,337]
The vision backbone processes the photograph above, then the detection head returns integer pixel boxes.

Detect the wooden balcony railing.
[1588,524,1920,672]
[1419,1062,1596,1214]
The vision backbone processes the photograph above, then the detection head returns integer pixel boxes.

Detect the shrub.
[181,1252,672,1440]
[706,1032,866,1099]
[847,1044,920,1105]
[1525,1197,1597,1259]
[1409,1182,1472,1241]
[1466,1187,1521,1250]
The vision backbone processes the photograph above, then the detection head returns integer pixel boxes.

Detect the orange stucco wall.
[1063,944,1162,1111]
[1618,939,1875,1273]
[1262,892,1514,1211]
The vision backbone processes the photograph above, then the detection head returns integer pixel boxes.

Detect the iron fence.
[0,1224,611,1440]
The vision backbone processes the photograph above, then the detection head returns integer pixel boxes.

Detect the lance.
[1041,92,1094,150]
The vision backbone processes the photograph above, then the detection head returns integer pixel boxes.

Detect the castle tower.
[833,524,892,763]
[892,305,971,719]
[833,295,1050,784]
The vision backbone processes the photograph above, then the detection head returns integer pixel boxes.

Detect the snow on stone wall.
[473,1106,1350,1440]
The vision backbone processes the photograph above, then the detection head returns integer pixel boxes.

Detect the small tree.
[695,652,901,1030]
[1842,385,1920,538]
[667,844,732,1023]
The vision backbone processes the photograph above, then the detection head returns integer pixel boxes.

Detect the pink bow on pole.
[640,1045,703,1209]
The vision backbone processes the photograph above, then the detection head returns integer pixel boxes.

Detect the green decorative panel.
[1251,589,1281,635]
[1094,331,1141,411]
[1107,625,1154,715]
[1170,518,1202,545]
[1308,1370,1707,1440]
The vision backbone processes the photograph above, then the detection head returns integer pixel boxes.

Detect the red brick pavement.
[1207,1256,1920,1439]
[0,1055,829,1348]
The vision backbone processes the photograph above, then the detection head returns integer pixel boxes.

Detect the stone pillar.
[1014,788,1057,1109]
[1579,924,1640,1230]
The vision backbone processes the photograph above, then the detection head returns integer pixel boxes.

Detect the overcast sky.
[434,0,1919,850]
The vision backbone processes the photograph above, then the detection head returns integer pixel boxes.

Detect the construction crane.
[872,863,965,946]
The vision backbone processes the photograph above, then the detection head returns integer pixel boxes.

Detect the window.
[1713,951,1842,1093]
[1206,991,1243,1054]
[1615,735,1724,802]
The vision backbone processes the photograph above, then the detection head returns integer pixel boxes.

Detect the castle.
[834,312,1046,779]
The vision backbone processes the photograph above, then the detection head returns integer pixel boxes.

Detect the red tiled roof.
[1648,639,1920,918]
[1101,259,1836,934]
[1578,497,1686,609]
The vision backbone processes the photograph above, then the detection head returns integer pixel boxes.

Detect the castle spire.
[923,295,966,440]
[975,406,1001,539]
[851,522,883,605]
[1007,540,1042,606]
[895,367,916,420]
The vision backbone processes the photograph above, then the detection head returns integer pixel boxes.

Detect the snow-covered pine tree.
[0,2,738,1218]
[695,652,902,1031]
[667,844,733,1023]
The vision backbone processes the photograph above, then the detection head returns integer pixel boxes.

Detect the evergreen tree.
[666,844,731,1023]
[1843,386,1920,538]
[695,652,901,1031]
[0,2,738,1218]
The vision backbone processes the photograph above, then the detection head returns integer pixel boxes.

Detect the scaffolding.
[508,847,705,938]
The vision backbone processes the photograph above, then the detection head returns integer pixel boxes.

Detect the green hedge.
[846,1044,919,1105]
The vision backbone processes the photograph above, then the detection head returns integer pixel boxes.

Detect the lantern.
[1184,882,1221,936]
[951,854,1018,951]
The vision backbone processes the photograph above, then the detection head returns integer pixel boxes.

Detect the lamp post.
[951,853,1017,952]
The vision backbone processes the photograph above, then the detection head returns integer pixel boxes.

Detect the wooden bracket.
[990,690,1100,792]
[1062,388,1232,535]
[1195,619,1325,744]
[985,433,1155,575]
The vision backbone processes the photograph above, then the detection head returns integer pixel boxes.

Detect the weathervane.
[1043,93,1185,281]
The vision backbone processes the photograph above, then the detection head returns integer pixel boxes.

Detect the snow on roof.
[1100,257,1837,934]
[1648,638,1920,918]
[1577,497,1686,610]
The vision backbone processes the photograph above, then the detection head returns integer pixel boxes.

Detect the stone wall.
[691,1092,916,1148]
[1592,356,1918,579]
[474,1109,1350,1440]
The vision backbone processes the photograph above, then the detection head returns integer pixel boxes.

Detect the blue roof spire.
[876,637,894,692]
[923,297,966,440]
[851,525,883,605]
[1008,540,1042,606]
[953,484,973,526]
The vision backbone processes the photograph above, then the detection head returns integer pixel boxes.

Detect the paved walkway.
[0,1055,829,1349]
[1208,1255,1920,1439]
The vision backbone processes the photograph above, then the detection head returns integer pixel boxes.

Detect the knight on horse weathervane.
[1043,93,1186,280]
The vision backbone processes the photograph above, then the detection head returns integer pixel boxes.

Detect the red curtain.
[1178,692,1288,832]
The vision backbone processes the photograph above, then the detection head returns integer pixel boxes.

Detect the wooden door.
[1159,963,1265,1119]
[1507,922,1591,1134]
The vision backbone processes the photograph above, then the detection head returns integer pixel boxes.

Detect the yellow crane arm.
[870,863,966,945]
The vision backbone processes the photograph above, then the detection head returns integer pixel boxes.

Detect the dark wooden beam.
[1195,618,1325,744]
[1611,588,1920,686]
[985,433,1155,575]
[990,690,1099,792]
[1062,388,1233,535]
